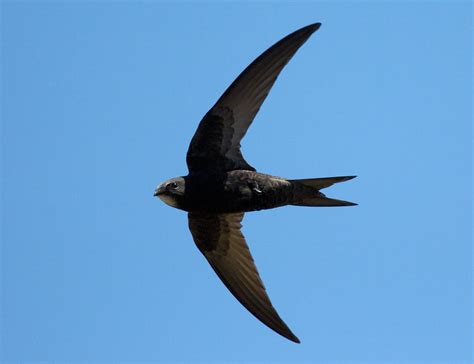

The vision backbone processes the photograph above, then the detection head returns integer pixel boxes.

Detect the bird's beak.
[154,186,165,197]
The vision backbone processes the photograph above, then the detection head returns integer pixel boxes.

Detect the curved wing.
[188,212,300,343]
[186,23,321,174]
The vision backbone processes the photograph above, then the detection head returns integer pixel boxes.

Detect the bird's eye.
[168,182,178,189]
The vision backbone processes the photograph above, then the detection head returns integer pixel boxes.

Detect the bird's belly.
[185,171,293,213]
[189,187,253,213]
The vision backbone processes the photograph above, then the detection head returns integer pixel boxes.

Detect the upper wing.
[186,23,321,174]
[188,212,300,343]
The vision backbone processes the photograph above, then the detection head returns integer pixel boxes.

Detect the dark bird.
[154,23,356,343]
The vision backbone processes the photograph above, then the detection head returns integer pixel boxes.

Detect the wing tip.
[275,323,301,343]
[287,332,301,344]
[308,22,322,31]
[300,22,321,36]
[288,22,321,45]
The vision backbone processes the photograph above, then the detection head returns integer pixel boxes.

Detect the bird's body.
[162,170,355,213]
[165,171,291,213]
[154,23,356,343]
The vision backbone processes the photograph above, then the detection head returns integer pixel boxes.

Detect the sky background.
[1,1,472,363]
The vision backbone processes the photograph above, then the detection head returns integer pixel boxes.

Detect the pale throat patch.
[158,194,180,208]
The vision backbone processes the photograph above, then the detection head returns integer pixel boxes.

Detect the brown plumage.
[154,23,356,343]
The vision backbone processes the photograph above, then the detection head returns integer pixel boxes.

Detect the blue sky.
[1,1,472,363]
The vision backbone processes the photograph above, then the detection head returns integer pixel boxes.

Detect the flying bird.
[154,23,356,343]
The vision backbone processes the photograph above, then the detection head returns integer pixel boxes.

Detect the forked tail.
[289,176,357,207]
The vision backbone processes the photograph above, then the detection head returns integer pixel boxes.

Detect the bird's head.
[154,177,186,209]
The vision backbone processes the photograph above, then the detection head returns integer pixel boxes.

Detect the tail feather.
[289,176,356,190]
[290,175,356,207]
[293,195,357,207]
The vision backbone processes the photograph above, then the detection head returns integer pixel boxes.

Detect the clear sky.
[1,1,472,363]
